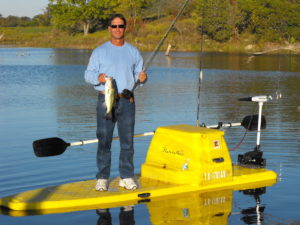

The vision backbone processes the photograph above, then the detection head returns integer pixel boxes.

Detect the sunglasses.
[110,24,125,29]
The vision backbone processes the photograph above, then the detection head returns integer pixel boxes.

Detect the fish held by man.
[104,77,116,120]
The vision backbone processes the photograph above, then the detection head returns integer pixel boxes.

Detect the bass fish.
[104,77,116,120]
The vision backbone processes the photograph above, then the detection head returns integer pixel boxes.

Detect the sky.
[0,0,49,18]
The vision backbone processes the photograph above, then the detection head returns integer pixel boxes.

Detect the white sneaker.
[119,178,137,190]
[122,205,134,211]
[96,208,109,214]
[95,179,108,191]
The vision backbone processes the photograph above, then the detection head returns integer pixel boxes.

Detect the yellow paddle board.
[0,165,276,214]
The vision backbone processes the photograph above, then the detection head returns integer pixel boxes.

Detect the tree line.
[0,12,51,27]
[1,0,300,43]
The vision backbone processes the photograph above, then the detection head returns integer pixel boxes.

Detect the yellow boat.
[0,124,277,215]
[1,180,275,220]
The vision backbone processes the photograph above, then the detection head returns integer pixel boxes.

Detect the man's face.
[109,17,126,40]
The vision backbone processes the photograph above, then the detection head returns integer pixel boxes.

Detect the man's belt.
[99,89,134,103]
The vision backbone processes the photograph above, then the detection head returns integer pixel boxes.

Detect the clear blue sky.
[0,0,49,18]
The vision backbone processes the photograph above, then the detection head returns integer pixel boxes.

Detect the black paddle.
[33,137,70,157]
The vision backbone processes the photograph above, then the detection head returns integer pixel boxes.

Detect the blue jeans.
[96,94,135,179]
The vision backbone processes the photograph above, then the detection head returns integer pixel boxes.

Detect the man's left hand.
[138,71,147,83]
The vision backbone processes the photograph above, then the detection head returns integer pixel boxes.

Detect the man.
[84,14,147,191]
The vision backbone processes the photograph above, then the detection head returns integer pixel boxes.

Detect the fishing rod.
[142,0,191,72]
[196,21,204,127]
[132,0,191,91]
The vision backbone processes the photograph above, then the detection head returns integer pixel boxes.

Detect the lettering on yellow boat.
[162,146,184,156]
[212,139,221,149]
[203,170,228,181]
[204,196,227,206]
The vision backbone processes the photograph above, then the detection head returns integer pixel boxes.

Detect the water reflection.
[96,206,135,225]
[146,189,232,225]
[51,48,91,65]
[2,48,300,72]
[239,188,266,225]
[142,51,300,72]
[0,48,91,66]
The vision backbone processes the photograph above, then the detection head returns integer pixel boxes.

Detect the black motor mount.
[238,146,266,168]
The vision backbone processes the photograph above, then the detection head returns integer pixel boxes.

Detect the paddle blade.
[241,115,266,131]
[33,137,69,157]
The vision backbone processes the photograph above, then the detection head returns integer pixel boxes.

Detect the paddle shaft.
[33,120,246,157]
[70,122,241,147]
[69,132,155,147]
[206,123,241,129]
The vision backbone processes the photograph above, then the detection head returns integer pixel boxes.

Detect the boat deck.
[0,164,277,215]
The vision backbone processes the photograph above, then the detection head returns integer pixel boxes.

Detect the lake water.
[0,47,300,224]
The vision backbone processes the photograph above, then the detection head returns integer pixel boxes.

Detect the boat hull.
[0,165,277,215]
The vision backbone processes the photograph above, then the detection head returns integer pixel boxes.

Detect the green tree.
[49,0,118,36]
[237,0,300,41]
[118,0,153,18]
[118,0,154,34]
[32,7,52,26]
[0,16,29,27]
[196,0,233,42]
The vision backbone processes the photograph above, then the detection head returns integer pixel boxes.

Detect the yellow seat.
[141,124,233,185]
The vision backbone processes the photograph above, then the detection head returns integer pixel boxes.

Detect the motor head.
[239,95,272,103]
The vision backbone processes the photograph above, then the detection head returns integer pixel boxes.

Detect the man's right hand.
[98,73,107,84]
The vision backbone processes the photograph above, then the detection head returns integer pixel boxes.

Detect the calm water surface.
[0,47,300,224]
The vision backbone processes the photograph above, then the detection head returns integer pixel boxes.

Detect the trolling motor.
[238,96,271,168]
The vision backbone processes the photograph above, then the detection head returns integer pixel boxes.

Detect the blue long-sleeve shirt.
[84,41,144,93]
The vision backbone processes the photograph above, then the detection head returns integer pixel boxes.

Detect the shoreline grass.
[1,23,300,54]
